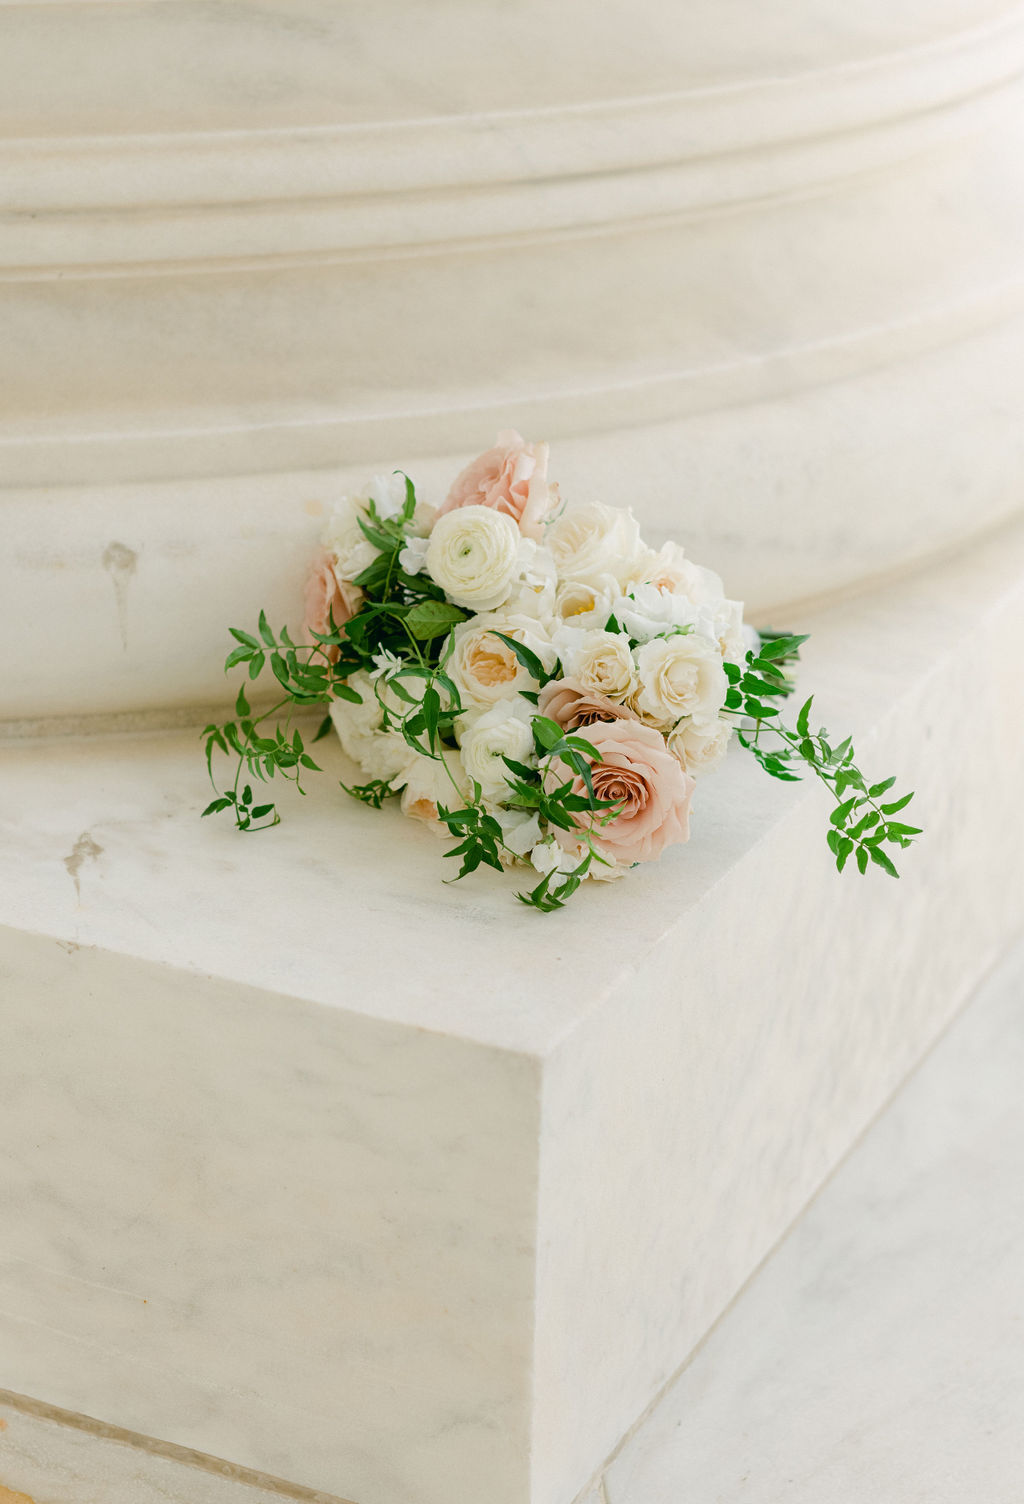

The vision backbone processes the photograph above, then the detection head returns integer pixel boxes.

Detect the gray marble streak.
[603,936,1024,1504]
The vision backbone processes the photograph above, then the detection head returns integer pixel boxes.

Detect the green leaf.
[532,715,565,752]
[251,804,275,819]
[333,683,363,704]
[830,797,858,828]
[235,685,250,717]
[405,600,468,640]
[855,846,869,875]
[247,653,265,680]
[228,628,261,650]
[258,610,275,647]
[881,791,914,814]
[490,632,549,685]
[868,776,897,799]
[869,845,900,878]
[757,634,809,661]
[201,796,234,817]
[796,696,813,737]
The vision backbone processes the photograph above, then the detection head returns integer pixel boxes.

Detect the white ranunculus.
[554,574,621,631]
[457,696,535,803]
[611,582,699,643]
[399,747,469,833]
[552,627,637,702]
[666,717,733,777]
[330,671,411,781]
[633,633,729,727]
[547,501,648,588]
[448,612,557,710]
[425,505,521,610]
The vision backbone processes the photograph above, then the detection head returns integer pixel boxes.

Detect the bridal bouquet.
[202,432,919,910]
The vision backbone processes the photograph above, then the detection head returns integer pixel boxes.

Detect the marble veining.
[603,936,1024,1503]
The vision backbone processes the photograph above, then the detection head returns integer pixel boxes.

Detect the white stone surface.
[5,0,1024,718]
[1,520,1023,1504]
[0,1397,304,1504]
[603,934,1024,1504]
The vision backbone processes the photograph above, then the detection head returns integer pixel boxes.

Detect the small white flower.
[369,649,404,682]
[398,535,430,576]
[611,583,699,644]
[426,505,521,611]
[494,807,542,860]
[457,696,536,803]
[633,633,729,727]
[366,472,408,520]
[530,837,582,879]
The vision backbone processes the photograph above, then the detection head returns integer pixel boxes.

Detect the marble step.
[599,932,1024,1504]
[1,517,1023,1504]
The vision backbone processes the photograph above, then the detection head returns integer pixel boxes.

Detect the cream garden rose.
[548,502,648,588]
[425,505,521,611]
[448,613,556,709]
[458,697,535,803]
[633,632,729,726]
[667,717,733,777]
[552,627,637,702]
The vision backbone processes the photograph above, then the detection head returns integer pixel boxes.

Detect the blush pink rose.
[303,551,363,659]
[537,676,640,732]
[436,429,556,539]
[545,719,695,866]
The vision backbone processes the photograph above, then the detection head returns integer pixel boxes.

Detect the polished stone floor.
[2,934,1021,1504]
[599,931,1024,1504]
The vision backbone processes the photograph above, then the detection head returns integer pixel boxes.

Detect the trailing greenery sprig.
[723,635,920,877]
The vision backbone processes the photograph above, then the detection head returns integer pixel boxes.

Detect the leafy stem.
[725,635,920,877]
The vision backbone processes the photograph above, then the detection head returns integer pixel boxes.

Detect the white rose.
[554,573,621,630]
[425,505,521,610]
[666,717,733,777]
[552,627,637,702]
[612,582,699,644]
[399,747,469,833]
[448,612,556,710]
[633,633,728,727]
[457,696,535,803]
[547,502,648,587]
[330,671,410,781]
